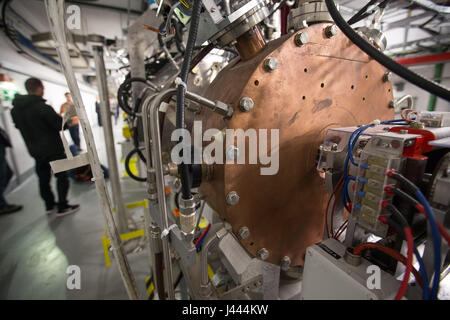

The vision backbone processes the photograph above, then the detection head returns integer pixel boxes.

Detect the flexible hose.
[176,0,202,200]
[380,214,429,299]
[325,0,450,102]
[125,148,147,182]
[387,170,442,299]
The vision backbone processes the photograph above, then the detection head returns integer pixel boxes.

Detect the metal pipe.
[396,94,414,110]
[92,45,128,234]
[45,0,139,300]
[141,88,231,300]
[200,228,228,296]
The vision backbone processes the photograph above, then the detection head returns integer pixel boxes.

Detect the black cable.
[325,0,450,102]
[124,148,147,182]
[117,77,148,116]
[347,0,391,25]
[176,0,202,200]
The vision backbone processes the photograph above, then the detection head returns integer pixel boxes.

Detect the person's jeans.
[69,124,80,148]
[0,144,13,209]
[35,155,69,210]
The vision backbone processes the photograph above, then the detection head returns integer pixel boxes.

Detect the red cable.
[396,227,414,300]
[333,220,348,239]
[415,204,450,245]
[195,223,211,248]
[353,241,422,294]
[325,175,344,238]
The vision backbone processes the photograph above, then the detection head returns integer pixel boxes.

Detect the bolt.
[226,145,239,161]
[388,101,395,109]
[280,256,291,271]
[325,24,338,38]
[257,248,269,260]
[239,97,254,112]
[331,143,338,151]
[294,32,309,46]
[238,226,250,240]
[383,71,393,83]
[263,57,278,72]
[226,191,239,206]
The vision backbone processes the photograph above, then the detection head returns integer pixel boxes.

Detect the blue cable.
[195,227,211,250]
[414,247,429,300]
[414,190,441,300]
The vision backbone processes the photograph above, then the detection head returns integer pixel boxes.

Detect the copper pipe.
[235,26,266,61]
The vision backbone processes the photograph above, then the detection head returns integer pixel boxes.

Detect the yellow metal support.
[102,200,149,266]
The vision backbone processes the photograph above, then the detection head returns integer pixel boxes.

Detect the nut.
[226,191,239,206]
[238,226,250,240]
[280,256,291,271]
[226,145,239,161]
[239,97,254,112]
[383,72,393,83]
[294,32,309,46]
[257,248,269,260]
[263,57,278,72]
[325,25,338,38]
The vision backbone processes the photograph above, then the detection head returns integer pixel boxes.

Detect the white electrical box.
[301,239,400,300]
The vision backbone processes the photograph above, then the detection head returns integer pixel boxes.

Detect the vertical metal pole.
[92,45,128,234]
[45,0,139,299]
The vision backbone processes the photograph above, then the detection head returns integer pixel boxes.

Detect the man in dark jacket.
[11,78,79,217]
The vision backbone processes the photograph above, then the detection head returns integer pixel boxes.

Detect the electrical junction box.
[301,239,400,300]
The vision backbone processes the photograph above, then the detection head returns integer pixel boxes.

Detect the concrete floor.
[0,118,152,300]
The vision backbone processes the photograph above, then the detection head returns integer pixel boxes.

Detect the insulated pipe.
[325,0,450,102]
[92,45,128,234]
[45,0,139,300]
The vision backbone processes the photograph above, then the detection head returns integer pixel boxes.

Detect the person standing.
[95,97,102,127]
[0,126,22,214]
[60,92,81,151]
[11,78,79,216]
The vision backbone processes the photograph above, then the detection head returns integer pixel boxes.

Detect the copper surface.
[235,26,266,61]
[197,23,394,266]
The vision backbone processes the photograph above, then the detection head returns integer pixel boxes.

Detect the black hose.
[117,77,148,116]
[325,0,450,102]
[125,148,147,182]
[176,0,202,200]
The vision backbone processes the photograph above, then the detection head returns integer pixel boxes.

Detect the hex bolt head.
[239,97,254,112]
[226,145,239,161]
[264,57,278,72]
[280,256,291,271]
[383,71,393,83]
[325,24,338,38]
[294,32,309,46]
[257,248,269,260]
[238,226,250,240]
[331,143,338,151]
[226,191,239,206]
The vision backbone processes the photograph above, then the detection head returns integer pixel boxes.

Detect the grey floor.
[0,119,152,300]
